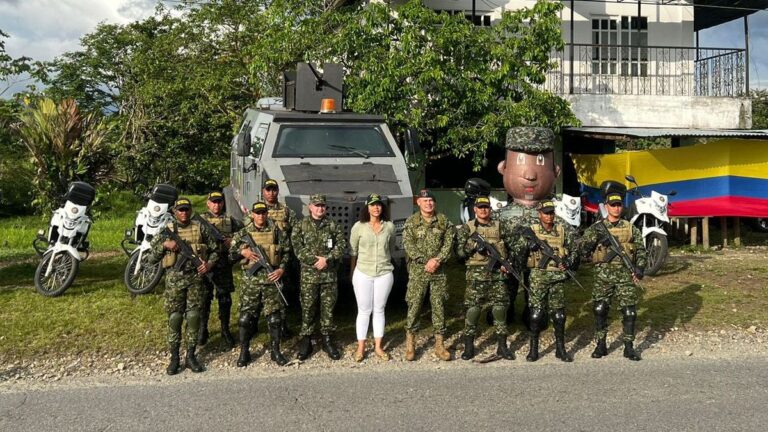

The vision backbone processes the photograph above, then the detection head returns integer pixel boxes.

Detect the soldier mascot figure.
[198,191,243,348]
[230,202,291,367]
[495,127,562,326]
[148,198,219,375]
[579,191,646,361]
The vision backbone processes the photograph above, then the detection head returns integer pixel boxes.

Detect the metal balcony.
[545,43,746,97]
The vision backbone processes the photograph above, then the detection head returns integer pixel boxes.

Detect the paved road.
[2,356,767,431]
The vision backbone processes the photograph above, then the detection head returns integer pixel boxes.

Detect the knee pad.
[530,309,545,325]
[186,310,200,325]
[622,305,637,318]
[238,314,255,329]
[267,313,281,326]
[552,309,566,324]
[169,312,184,331]
[593,301,609,318]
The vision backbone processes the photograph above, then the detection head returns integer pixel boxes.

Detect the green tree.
[752,89,768,130]
[15,98,116,212]
[327,0,577,168]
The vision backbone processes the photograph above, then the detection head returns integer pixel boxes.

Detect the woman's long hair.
[359,202,390,222]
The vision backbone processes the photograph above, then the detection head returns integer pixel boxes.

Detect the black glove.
[527,238,540,252]
[634,268,644,280]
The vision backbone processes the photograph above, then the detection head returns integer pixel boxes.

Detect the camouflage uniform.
[148,220,219,349]
[229,219,290,318]
[291,216,347,337]
[402,212,455,335]
[198,212,243,344]
[455,217,521,337]
[580,217,646,360]
[266,201,299,333]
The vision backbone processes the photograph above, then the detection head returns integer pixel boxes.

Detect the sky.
[1,0,767,91]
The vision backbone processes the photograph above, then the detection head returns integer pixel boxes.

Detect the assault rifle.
[162,223,213,282]
[240,234,288,306]
[519,226,585,290]
[593,221,643,279]
[469,231,529,293]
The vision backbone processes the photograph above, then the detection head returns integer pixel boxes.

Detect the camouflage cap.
[251,201,268,213]
[174,197,192,210]
[309,194,326,205]
[505,127,555,153]
[606,193,624,205]
[536,199,556,213]
[207,191,224,202]
[365,193,384,206]
[474,196,491,208]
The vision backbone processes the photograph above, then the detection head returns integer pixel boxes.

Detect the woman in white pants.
[350,193,396,362]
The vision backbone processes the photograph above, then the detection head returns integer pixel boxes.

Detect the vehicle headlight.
[153,205,161,213]
[70,207,79,215]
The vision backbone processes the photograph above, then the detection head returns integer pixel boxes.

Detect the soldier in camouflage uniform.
[455,196,521,361]
[290,194,347,361]
[148,197,219,375]
[402,189,455,361]
[262,179,299,338]
[198,191,244,348]
[521,199,579,362]
[579,192,647,361]
[229,201,290,367]
[495,127,562,328]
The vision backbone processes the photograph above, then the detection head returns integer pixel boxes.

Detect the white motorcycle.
[32,182,95,297]
[625,175,676,276]
[553,193,582,228]
[121,184,178,294]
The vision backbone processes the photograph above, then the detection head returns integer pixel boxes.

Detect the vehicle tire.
[752,217,768,233]
[124,251,165,295]
[643,232,668,276]
[34,251,79,297]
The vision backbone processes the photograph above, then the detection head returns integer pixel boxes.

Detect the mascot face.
[497,150,561,208]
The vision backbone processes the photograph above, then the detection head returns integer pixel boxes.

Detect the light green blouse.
[349,220,396,277]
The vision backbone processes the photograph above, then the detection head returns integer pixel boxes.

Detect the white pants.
[352,268,394,340]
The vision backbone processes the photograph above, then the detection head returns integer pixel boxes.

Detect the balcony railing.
[545,44,746,97]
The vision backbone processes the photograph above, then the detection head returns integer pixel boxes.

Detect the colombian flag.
[571,139,768,218]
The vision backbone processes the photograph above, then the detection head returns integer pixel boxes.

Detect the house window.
[435,9,492,27]
[592,16,648,77]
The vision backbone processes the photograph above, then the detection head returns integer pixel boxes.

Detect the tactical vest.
[162,221,207,269]
[267,205,289,231]
[592,221,635,264]
[204,213,234,235]
[245,228,280,267]
[466,220,506,266]
[526,223,567,270]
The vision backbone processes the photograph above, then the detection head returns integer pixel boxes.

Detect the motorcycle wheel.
[34,251,79,297]
[124,251,165,295]
[643,232,668,276]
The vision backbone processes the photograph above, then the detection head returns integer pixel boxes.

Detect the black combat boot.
[526,309,542,362]
[496,334,514,360]
[185,345,205,373]
[297,336,313,361]
[322,334,341,360]
[553,309,572,362]
[218,294,235,348]
[461,334,475,360]
[268,314,288,366]
[236,314,254,368]
[622,306,641,361]
[166,344,182,375]
[591,301,609,359]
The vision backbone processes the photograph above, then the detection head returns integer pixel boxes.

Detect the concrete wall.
[566,94,752,129]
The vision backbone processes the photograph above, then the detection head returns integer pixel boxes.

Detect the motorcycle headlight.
[70,207,79,215]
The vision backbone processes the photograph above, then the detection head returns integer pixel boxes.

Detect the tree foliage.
[752,89,768,130]
[329,0,577,168]
[14,98,116,212]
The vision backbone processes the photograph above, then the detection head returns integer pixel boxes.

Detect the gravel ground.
[2,325,765,392]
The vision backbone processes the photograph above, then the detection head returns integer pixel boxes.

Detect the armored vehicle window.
[273,125,394,158]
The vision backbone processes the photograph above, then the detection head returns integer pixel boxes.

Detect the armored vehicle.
[224,63,419,257]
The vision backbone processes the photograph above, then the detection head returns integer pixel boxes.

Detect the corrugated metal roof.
[564,127,768,139]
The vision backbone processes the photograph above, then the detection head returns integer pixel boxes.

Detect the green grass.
[2,201,768,359]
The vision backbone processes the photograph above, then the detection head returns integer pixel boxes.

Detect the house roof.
[564,127,768,139]
[694,0,768,31]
